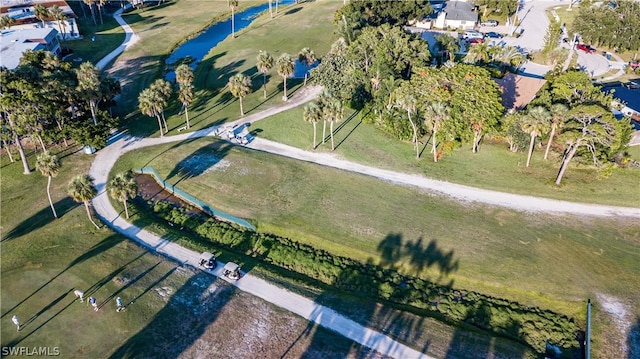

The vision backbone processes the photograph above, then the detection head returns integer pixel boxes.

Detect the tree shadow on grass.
[629,317,640,359]
[165,140,234,185]
[1,235,125,318]
[108,270,234,358]
[1,197,80,242]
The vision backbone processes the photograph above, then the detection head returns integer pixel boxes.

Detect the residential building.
[414,1,478,30]
[0,28,61,69]
[0,0,79,40]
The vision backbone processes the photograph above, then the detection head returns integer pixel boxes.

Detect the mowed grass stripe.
[111,138,640,318]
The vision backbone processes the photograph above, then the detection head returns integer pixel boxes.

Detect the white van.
[463,30,484,40]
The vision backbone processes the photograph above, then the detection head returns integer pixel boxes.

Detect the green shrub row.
[146,199,580,354]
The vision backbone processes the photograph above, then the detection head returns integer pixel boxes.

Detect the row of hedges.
[146,199,581,354]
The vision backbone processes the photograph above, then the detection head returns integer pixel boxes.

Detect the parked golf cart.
[198,252,217,270]
[223,262,242,280]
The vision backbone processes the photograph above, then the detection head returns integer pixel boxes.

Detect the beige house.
[1,0,79,40]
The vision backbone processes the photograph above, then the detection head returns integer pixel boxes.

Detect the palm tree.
[33,4,50,28]
[495,46,527,69]
[395,91,420,159]
[175,64,194,128]
[303,102,321,149]
[83,0,97,26]
[36,151,61,218]
[322,96,343,151]
[109,172,138,219]
[276,53,294,101]
[178,84,194,129]
[227,73,252,116]
[138,88,164,136]
[49,6,67,42]
[68,174,100,229]
[75,62,101,125]
[268,0,273,18]
[521,106,551,167]
[150,79,172,132]
[434,34,459,62]
[229,0,239,38]
[423,102,451,163]
[463,42,491,64]
[298,47,316,86]
[256,51,274,99]
[0,15,16,30]
[97,0,105,25]
[544,103,568,160]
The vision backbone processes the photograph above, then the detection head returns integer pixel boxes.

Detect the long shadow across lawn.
[107,270,234,358]
[165,139,234,185]
[1,235,125,318]
[1,197,80,242]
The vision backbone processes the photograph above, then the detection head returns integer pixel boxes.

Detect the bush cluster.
[146,199,580,353]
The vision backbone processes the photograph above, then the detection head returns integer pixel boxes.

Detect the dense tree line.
[0,50,120,174]
[573,0,640,51]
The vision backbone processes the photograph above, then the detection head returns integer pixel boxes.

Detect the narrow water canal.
[165,0,296,81]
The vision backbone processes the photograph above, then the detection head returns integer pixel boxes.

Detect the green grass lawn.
[121,0,341,137]
[0,146,379,357]
[111,138,640,323]
[63,4,126,65]
[253,106,640,207]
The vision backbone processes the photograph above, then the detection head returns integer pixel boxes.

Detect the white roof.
[0,28,57,69]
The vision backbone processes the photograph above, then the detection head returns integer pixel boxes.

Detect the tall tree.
[276,53,295,101]
[97,0,105,25]
[555,105,620,185]
[75,62,101,125]
[544,103,568,160]
[109,172,138,219]
[228,73,252,116]
[174,64,194,128]
[256,51,274,99]
[394,85,420,159]
[33,4,50,28]
[83,0,97,26]
[463,42,491,64]
[0,15,16,29]
[303,101,321,149]
[36,151,61,218]
[49,6,68,42]
[321,95,343,151]
[150,79,172,132]
[138,88,164,136]
[298,47,316,86]
[434,33,459,62]
[423,101,450,163]
[521,106,551,168]
[229,0,238,38]
[68,174,100,229]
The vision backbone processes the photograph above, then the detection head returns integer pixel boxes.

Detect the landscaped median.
[137,196,581,355]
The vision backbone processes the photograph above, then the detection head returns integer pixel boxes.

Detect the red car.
[468,37,484,45]
[629,61,640,70]
[576,43,595,53]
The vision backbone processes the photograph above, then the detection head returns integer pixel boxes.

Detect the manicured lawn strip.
[253,106,640,207]
[0,149,191,357]
[0,148,368,357]
[110,138,640,321]
[63,4,126,65]
[122,0,341,137]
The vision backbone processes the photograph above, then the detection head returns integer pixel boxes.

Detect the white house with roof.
[0,28,61,69]
[1,0,79,40]
[414,1,478,30]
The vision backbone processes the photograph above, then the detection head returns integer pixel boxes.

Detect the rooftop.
[494,73,547,111]
[443,1,478,22]
[606,85,640,112]
[0,28,58,69]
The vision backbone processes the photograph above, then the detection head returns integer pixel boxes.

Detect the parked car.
[628,61,640,70]
[468,37,484,44]
[576,43,596,53]
[462,30,483,40]
[480,20,498,27]
[485,31,503,39]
